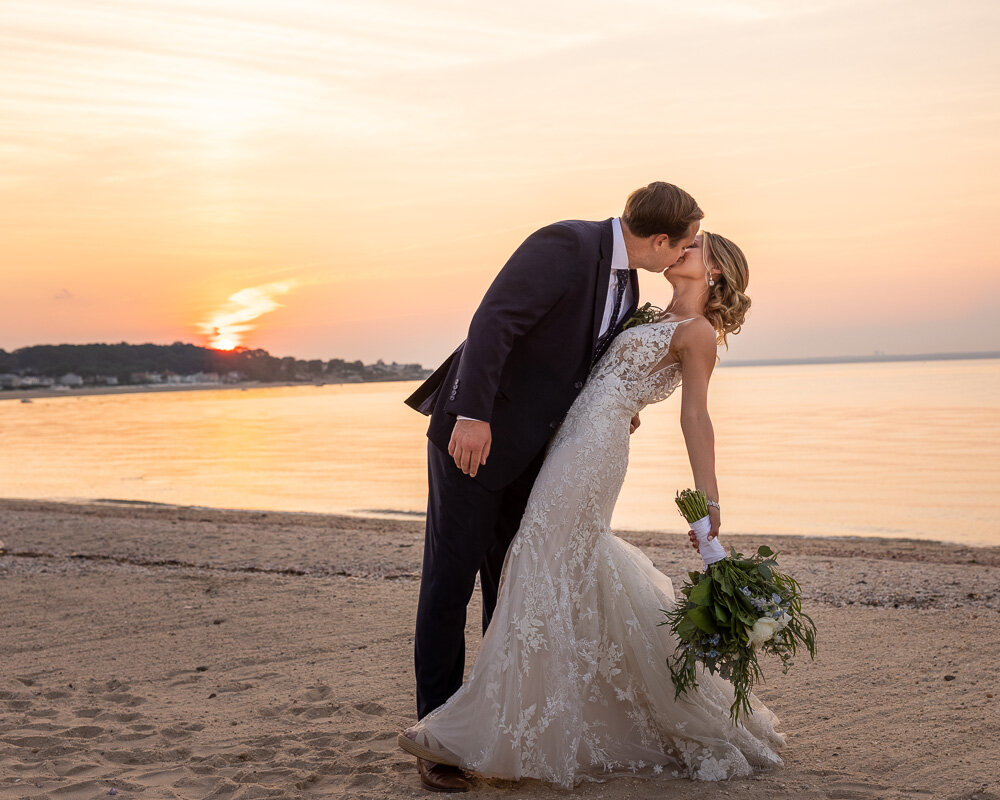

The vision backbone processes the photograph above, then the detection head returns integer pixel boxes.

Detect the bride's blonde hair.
[702,231,751,348]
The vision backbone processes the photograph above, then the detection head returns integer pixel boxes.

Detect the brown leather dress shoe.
[417,758,470,793]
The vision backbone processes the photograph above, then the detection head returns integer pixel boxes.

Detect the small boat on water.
[20,398,32,403]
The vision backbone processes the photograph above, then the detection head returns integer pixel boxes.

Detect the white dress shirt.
[599,216,634,338]
[458,218,632,423]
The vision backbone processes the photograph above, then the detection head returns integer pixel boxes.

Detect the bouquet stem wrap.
[690,515,727,568]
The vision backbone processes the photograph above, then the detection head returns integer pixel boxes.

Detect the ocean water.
[2,360,998,546]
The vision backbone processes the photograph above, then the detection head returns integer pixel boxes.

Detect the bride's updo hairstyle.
[702,231,751,348]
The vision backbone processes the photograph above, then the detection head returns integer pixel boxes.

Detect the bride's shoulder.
[668,316,717,357]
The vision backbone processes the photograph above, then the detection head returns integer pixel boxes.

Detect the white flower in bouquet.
[747,617,781,648]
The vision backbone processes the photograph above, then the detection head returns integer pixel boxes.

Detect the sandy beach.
[1,498,998,800]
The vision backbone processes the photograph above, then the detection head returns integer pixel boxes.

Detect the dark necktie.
[592,269,629,367]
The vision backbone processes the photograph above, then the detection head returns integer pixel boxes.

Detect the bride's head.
[667,231,751,347]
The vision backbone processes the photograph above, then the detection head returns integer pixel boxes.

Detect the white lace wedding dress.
[410,318,786,787]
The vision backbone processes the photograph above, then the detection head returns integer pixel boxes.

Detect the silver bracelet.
[706,500,721,511]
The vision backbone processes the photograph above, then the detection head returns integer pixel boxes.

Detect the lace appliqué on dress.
[414,321,787,788]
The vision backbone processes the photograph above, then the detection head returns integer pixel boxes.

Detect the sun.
[214,337,237,351]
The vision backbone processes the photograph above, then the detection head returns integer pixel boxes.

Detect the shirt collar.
[611,217,629,271]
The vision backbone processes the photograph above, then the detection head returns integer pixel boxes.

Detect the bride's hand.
[708,505,721,540]
[686,507,721,551]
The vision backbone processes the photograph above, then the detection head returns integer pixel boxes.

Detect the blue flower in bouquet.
[741,586,752,597]
[771,593,783,604]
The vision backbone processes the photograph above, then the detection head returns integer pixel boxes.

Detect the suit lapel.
[590,219,614,356]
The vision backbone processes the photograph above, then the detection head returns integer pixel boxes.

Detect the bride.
[398,231,786,787]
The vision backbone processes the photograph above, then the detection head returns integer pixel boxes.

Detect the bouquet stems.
[675,489,726,568]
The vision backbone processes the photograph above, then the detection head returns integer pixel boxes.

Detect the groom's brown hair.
[622,182,704,244]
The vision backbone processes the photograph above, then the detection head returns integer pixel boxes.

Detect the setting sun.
[197,281,298,351]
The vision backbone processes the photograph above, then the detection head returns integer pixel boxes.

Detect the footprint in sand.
[302,683,333,702]
[61,725,106,739]
[353,701,386,716]
[101,692,146,707]
[51,761,104,778]
[820,780,894,799]
[101,711,144,723]
[159,725,194,740]
[215,681,256,694]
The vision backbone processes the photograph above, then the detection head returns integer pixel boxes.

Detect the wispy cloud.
[197,280,298,349]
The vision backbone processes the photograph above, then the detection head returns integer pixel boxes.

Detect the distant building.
[181,372,220,384]
[84,374,118,386]
[58,373,84,387]
[0,373,20,389]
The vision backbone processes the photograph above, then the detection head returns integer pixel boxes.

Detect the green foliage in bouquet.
[659,542,818,723]
[622,302,663,330]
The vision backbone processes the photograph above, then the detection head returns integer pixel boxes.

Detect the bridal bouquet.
[659,489,817,723]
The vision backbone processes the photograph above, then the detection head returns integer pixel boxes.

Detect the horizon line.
[2,341,999,370]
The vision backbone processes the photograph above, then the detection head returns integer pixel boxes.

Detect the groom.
[404,182,702,792]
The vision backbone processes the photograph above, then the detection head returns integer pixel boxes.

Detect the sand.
[1,498,998,800]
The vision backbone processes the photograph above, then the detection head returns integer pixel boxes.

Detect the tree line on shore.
[0,342,431,385]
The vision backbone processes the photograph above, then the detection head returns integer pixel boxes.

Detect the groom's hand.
[448,419,492,478]
[629,413,641,434]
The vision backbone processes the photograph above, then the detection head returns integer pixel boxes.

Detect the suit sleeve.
[443,224,580,422]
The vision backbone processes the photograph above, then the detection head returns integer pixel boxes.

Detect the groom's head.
[621,182,703,273]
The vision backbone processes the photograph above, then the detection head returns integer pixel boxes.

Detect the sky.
[2,0,999,365]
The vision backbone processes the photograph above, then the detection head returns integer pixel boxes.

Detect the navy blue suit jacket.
[405,218,639,490]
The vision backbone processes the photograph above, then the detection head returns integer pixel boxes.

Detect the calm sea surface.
[2,360,998,546]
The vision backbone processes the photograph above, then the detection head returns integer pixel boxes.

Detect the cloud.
[197,279,298,349]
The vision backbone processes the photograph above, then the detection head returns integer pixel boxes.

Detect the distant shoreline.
[2,352,996,401]
[0,378,414,402]
[720,351,1000,368]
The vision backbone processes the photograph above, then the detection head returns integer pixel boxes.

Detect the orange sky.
[2,0,998,364]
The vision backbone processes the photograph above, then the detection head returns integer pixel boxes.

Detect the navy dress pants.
[414,439,547,719]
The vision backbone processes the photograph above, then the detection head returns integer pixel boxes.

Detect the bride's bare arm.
[674,319,722,541]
